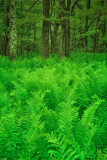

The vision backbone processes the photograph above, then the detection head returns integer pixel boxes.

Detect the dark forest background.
[0,0,107,60]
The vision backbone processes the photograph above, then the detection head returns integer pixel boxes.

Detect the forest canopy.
[0,0,107,59]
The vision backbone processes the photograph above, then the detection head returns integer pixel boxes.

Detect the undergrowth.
[0,53,107,159]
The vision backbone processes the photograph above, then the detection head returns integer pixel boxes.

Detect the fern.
[0,53,106,159]
[47,133,79,160]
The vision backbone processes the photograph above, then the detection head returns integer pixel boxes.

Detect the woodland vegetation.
[0,0,107,59]
[0,0,107,160]
[0,53,107,159]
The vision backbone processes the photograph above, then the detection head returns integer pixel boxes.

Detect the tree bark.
[20,1,24,58]
[5,1,10,57]
[93,14,101,52]
[65,0,71,57]
[58,0,66,59]
[34,7,36,53]
[93,0,105,52]
[0,0,4,55]
[59,24,65,59]
[9,0,17,60]
[51,23,59,54]
[99,19,106,52]
[0,38,2,54]
[50,1,62,55]
[84,0,90,48]
[42,0,50,58]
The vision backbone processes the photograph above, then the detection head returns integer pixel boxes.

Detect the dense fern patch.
[0,53,107,160]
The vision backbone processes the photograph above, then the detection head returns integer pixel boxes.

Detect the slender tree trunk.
[0,38,2,54]
[93,14,101,52]
[93,0,105,52]
[51,23,59,54]
[0,0,4,54]
[98,18,106,52]
[50,1,62,55]
[59,0,66,59]
[9,0,17,60]
[84,0,90,48]
[65,0,71,57]
[78,26,83,48]
[42,0,50,58]
[5,1,10,56]
[59,24,65,59]
[72,20,77,50]
[50,22,53,54]
[34,25,36,53]
[34,27,36,52]
[33,6,37,53]
[84,16,88,47]
[20,1,24,58]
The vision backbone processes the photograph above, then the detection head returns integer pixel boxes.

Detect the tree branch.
[71,0,80,15]
[24,0,40,20]
[87,17,97,30]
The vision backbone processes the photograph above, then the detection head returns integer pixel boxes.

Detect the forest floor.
[0,52,107,160]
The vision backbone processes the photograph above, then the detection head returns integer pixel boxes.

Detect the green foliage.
[0,53,107,159]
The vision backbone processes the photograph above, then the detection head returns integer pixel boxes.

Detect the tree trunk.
[59,0,66,59]
[34,6,36,53]
[84,0,90,48]
[50,0,63,55]
[84,16,88,47]
[34,26,36,52]
[59,24,65,59]
[5,1,10,57]
[93,0,105,52]
[42,0,50,58]
[51,23,59,54]
[9,0,17,60]
[65,0,71,57]
[0,0,4,55]
[93,14,101,52]
[0,38,2,54]
[20,1,24,58]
